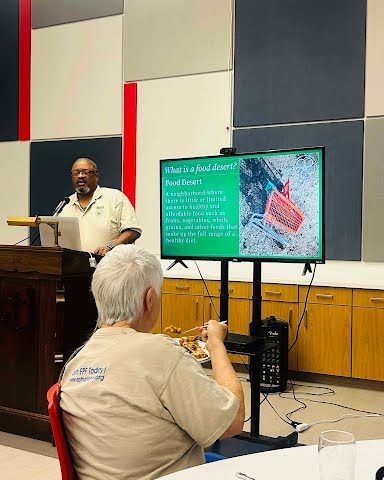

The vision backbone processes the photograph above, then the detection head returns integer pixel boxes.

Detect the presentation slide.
[160,149,323,262]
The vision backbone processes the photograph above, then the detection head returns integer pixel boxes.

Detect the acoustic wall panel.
[30,137,122,219]
[32,0,124,28]
[234,0,366,127]
[124,0,233,81]
[31,16,122,140]
[362,119,384,261]
[233,121,364,261]
[134,71,232,255]
[0,0,19,141]
[366,0,384,117]
[0,142,30,245]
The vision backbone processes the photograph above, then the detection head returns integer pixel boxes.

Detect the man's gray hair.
[91,245,163,327]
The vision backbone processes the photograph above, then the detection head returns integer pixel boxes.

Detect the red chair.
[47,382,77,480]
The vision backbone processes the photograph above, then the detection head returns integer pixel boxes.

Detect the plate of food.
[178,336,210,364]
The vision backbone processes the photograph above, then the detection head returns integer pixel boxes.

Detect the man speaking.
[59,157,141,255]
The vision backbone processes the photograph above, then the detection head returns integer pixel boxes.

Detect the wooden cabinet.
[297,286,352,376]
[261,283,299,370]
[160,278,384,382]
[352,289,384,381]
[161,279,204,333]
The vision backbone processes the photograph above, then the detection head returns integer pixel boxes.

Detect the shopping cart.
[247,180,305,248]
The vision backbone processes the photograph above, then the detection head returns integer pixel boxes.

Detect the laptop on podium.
[39,216,82,251]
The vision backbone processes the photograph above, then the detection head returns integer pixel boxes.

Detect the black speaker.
[260,316,288,393]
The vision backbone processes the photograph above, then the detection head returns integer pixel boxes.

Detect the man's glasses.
[71,169,98,177]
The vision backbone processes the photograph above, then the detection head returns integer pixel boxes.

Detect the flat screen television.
[160,147,324,263]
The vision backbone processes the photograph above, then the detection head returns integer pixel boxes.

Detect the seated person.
[60,245,245,480]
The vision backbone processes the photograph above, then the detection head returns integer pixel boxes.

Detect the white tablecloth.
[161,440,384,479]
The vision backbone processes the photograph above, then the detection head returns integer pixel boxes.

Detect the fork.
[180,320,227,335]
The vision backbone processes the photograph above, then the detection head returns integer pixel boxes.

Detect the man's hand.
[202,320,227,351]
[94,246,111,256]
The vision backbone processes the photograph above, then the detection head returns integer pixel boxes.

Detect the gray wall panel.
[30,137,122,219]
[32,0,123,28]
[234,0,366,127]
[0,0,19,141]
[233,121,364,260]
[124,0,232,81]
[362,119,384,261]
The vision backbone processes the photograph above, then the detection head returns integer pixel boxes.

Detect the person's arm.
[203,320,245,438]
[94,229,141,255]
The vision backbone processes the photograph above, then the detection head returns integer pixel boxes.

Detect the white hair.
[91,245,163,327]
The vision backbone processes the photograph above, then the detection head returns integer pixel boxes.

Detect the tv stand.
[166,259,188,270]
[220,260,298,449]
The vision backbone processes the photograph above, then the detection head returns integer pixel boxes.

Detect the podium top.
[0,245,101,276]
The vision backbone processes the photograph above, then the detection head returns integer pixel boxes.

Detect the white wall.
[0,142,30,245]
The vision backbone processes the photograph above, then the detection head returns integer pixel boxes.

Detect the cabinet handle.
[195,302,199,322]
[175,285,189,291]
[219,288,234,294]
[316,294,333,299]
[54,353,63,364]
[288,308,292,327]
[370,297,384,303]
[265,290,282,296]
[209,303,212,319]
[304,311,308,328]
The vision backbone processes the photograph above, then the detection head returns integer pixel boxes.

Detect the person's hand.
[202,320,227,350]
[94,246,111,256]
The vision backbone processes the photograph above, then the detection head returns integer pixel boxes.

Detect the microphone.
[52,197,70,216]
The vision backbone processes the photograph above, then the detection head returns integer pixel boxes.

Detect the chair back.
[377,467,384,480]
[47,382,77,480]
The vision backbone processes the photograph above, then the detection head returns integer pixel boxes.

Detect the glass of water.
[318,430,356,480]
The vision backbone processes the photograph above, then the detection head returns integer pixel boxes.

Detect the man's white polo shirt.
[59,186,141,252]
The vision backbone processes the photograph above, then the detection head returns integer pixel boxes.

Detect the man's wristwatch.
[106,243,116,251]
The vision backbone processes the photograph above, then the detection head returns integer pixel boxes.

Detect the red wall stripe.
[123,83,138,207]
[18,0,31,141]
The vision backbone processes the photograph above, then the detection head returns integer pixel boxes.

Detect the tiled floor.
[1,378,384,479]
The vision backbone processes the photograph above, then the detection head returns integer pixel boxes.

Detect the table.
[161,440,384,479]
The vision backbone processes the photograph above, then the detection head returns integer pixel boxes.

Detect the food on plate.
[164,325,182,334]
[179,336,209,360]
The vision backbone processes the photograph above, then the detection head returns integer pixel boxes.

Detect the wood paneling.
[162,278,204,296]
[262,284,298,303]
[162,293,203,333]
[298,304,351,376]
[352,307,384,380]
[353,289,384,308]
[299,286,352,306]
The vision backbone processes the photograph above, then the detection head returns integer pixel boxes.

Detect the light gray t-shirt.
[60,328,239,480]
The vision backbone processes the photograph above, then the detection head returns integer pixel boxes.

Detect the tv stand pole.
[220,260,298,449]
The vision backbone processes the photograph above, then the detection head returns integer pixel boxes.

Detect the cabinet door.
[298,304,351,376]
[262,301,298,371]
[203,297,250,333]
[162,294,203,333]
[352,307,384,381]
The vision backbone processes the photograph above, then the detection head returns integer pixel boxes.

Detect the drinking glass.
[318,430,356,480]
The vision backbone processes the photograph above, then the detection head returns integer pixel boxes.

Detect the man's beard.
[76,186,90,194]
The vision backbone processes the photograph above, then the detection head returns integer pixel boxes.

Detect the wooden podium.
[0,245,99,440]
